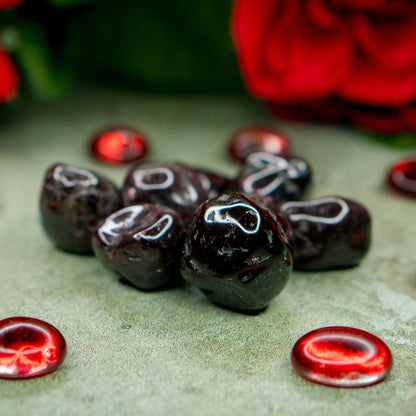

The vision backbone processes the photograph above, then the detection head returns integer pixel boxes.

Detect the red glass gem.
[291,326,393,388]
[0,317,67,379]
[228,126,290,162]
[387,158,416,197]
[90,127,148,164]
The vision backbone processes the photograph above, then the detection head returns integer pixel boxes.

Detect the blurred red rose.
[0,0,22,102]
[0,0,24,10]
[232,0,416,133]
[0,46,19,102]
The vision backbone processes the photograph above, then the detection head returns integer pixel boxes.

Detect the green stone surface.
[0,87,415,415]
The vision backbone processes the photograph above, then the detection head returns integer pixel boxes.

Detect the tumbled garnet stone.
[122,161,210,226]
[291,326,393,388]
[90,127,148,164]
[180,192,293,312]
[278,196,371,270]
[387,158,416,197]
[40,163,121,253]
[234,152,312,203]
[92,204,184,290]
[228,126,290,162]
[0,317,67,380]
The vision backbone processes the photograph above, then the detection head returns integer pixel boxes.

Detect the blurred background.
[1,0,244,98]
[2,0,416,146]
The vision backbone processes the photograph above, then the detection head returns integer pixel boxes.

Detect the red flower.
[232,0,416,133]
[0,0,22,102]
[0,0,24,10]
[0,46,19,102]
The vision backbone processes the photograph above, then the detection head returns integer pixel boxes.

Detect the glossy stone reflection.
[90,127,148,164]
[180,192,292,312]
[279,197,371,270]
[228,126,290,162]
[235,152,312,203]
[122,161,210,226]
[291,326,393,387]
[387,158,416,197]
[0,317,67,380]
[40,164,121,253]
[92,204,184,290]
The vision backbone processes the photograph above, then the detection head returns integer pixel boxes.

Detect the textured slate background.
[0,87,415,415]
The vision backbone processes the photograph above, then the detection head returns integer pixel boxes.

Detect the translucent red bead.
[0,317,67,379]
[228,126,290,162]
[291,326,392,388]
[90,127,148,164]
[387,158,416,197]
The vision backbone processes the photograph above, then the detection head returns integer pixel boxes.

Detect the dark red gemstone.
[387,158,416,197]
[92,204,184,291]
[279,197,371,270]
[180,192,292,312]
[122,161,210,226]
[291,326,393,388]
[228,126,290,162]
[235,152,312,203]
[91,127,148,164]
[0,317,67,379]
[40,164,121,253]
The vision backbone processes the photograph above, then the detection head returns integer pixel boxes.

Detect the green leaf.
[13,20,72,99]
[47,0,96,8]
[71,0,243,92]
[363,131,416,149]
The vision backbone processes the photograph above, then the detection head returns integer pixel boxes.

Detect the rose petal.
[0,0,24,10]
[281,7,354,100]
[371,0,411,19]
[271,98,411,133]
[265,1,299,73]
[270,98,346,123]
[340,59,416,106]
[326,0,386,12]
[232,0,299,99]
[402,105,416,131]
[308,0,343,29]
[270,102,318,123]
[353,12,416,70]
[0,47,19,102]
[348,105,406,133]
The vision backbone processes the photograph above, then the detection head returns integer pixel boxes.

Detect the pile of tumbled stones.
[40,127,371,313]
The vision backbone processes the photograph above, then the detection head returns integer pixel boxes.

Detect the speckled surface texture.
[0,87,415,415]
